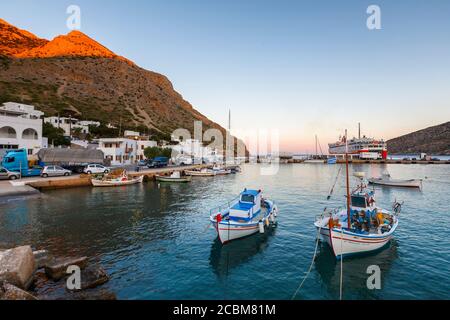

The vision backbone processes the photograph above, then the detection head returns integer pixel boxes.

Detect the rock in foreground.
[45,256,88,281]
[0,246,35,289]
[0,282,37,300]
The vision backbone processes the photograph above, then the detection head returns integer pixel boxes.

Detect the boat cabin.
[351,190,375,210]
[229,189,262,220]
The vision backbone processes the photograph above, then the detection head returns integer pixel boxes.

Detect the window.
[351,196,367,208]
[28,149,33,155]
[241,194,255,203]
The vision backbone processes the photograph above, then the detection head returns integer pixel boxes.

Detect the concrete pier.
[0,164,210,197]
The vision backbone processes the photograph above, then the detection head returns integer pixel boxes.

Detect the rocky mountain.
[0,19,48,56]
[0,19,232,142]
[387,122,450,155]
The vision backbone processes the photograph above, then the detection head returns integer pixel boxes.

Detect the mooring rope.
[291,165,343,300]
[291,223,322,300]
[339,227,344,300]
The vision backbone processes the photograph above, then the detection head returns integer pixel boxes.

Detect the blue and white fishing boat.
[327,157,337,164]
[314,181,400,258]
[210,189,278,244]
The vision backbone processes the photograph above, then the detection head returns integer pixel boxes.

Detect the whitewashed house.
[44,117,99,137]
[0,102,46,155]
[97,132,157,165]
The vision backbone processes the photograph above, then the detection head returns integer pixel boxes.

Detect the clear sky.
[1,0,450,153]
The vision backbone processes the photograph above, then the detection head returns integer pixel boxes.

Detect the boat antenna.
[228,109,231,132]
[358,122,361,140]
[345,129,351,229]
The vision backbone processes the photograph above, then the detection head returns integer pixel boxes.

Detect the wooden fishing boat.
[314,130,402,259]
[368,173,422,188]
[212,165,231,175]
[210,189,278,244]
[156,171,191,183]
[91,170,143,187]
[185,168,216,176]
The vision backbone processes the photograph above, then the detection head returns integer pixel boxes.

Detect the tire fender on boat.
[259,221,265,234]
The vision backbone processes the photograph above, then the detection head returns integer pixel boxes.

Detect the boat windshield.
[351,196,367,208]
[241,194,255,203]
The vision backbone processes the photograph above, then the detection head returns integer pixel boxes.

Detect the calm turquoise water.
[1,164,449,300]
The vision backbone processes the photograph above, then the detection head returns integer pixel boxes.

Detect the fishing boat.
[304,135,326,163]
[91,170,143,187]
[227,165,241,173]
[327,157,337,164]
[156,171,191,183]
[185,168,216,176]
[368,173,422,189]
[314,130,401,259]
[209,189,278,244]
[212,165,231,175]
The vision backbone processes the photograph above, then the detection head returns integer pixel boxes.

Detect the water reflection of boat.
[209,226,276,277]
[314,240,399,299]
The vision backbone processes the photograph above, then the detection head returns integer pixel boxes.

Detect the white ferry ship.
[328,125,388,160]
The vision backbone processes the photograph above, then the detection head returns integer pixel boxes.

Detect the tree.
[43,122,70,147]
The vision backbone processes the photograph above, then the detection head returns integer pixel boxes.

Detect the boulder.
[45,256,88,281]
[68,289,117,300]
[79,266,109,290]
[0,282,37,300]
[0,246,36,289]
[33,250,51,269]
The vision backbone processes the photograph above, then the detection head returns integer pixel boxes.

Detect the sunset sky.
[1,0,450,153]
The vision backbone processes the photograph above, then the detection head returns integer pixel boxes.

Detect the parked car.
[41,166,72,178]
[431,158,441,161]
[138,159,149,167]
[83,164,110,175]
[0,167,20,180]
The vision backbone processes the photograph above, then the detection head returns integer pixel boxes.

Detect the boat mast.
[315,135,318,157]
[345,129,351,229]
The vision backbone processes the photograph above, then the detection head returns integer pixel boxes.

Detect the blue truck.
[147,156,169,168]
[1,149,42,177]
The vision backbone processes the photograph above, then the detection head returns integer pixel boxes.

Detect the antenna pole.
[345,129,351,229]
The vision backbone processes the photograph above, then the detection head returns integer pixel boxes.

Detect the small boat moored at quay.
[91,170,143,187]
[212,165,231,175]
[185,168,216,176]
[327,157,337,164]
[156,171,192,183]
[368,173,422,189]
[210,189,278,244]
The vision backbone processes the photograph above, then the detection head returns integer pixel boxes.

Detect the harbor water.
[0,164,449,299]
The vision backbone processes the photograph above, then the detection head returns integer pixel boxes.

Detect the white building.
[97,136,157,166]
[44,117,99,137]
[0,102,46,155]
[167,139,224,164]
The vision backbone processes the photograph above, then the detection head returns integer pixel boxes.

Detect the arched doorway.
[22,128,39,140]
[0,126,17,139]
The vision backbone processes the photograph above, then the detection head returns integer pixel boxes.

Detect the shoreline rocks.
[0,245,113,300]
[0,282,37,300]
[0,246,35,289]
[44,256,88,281]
